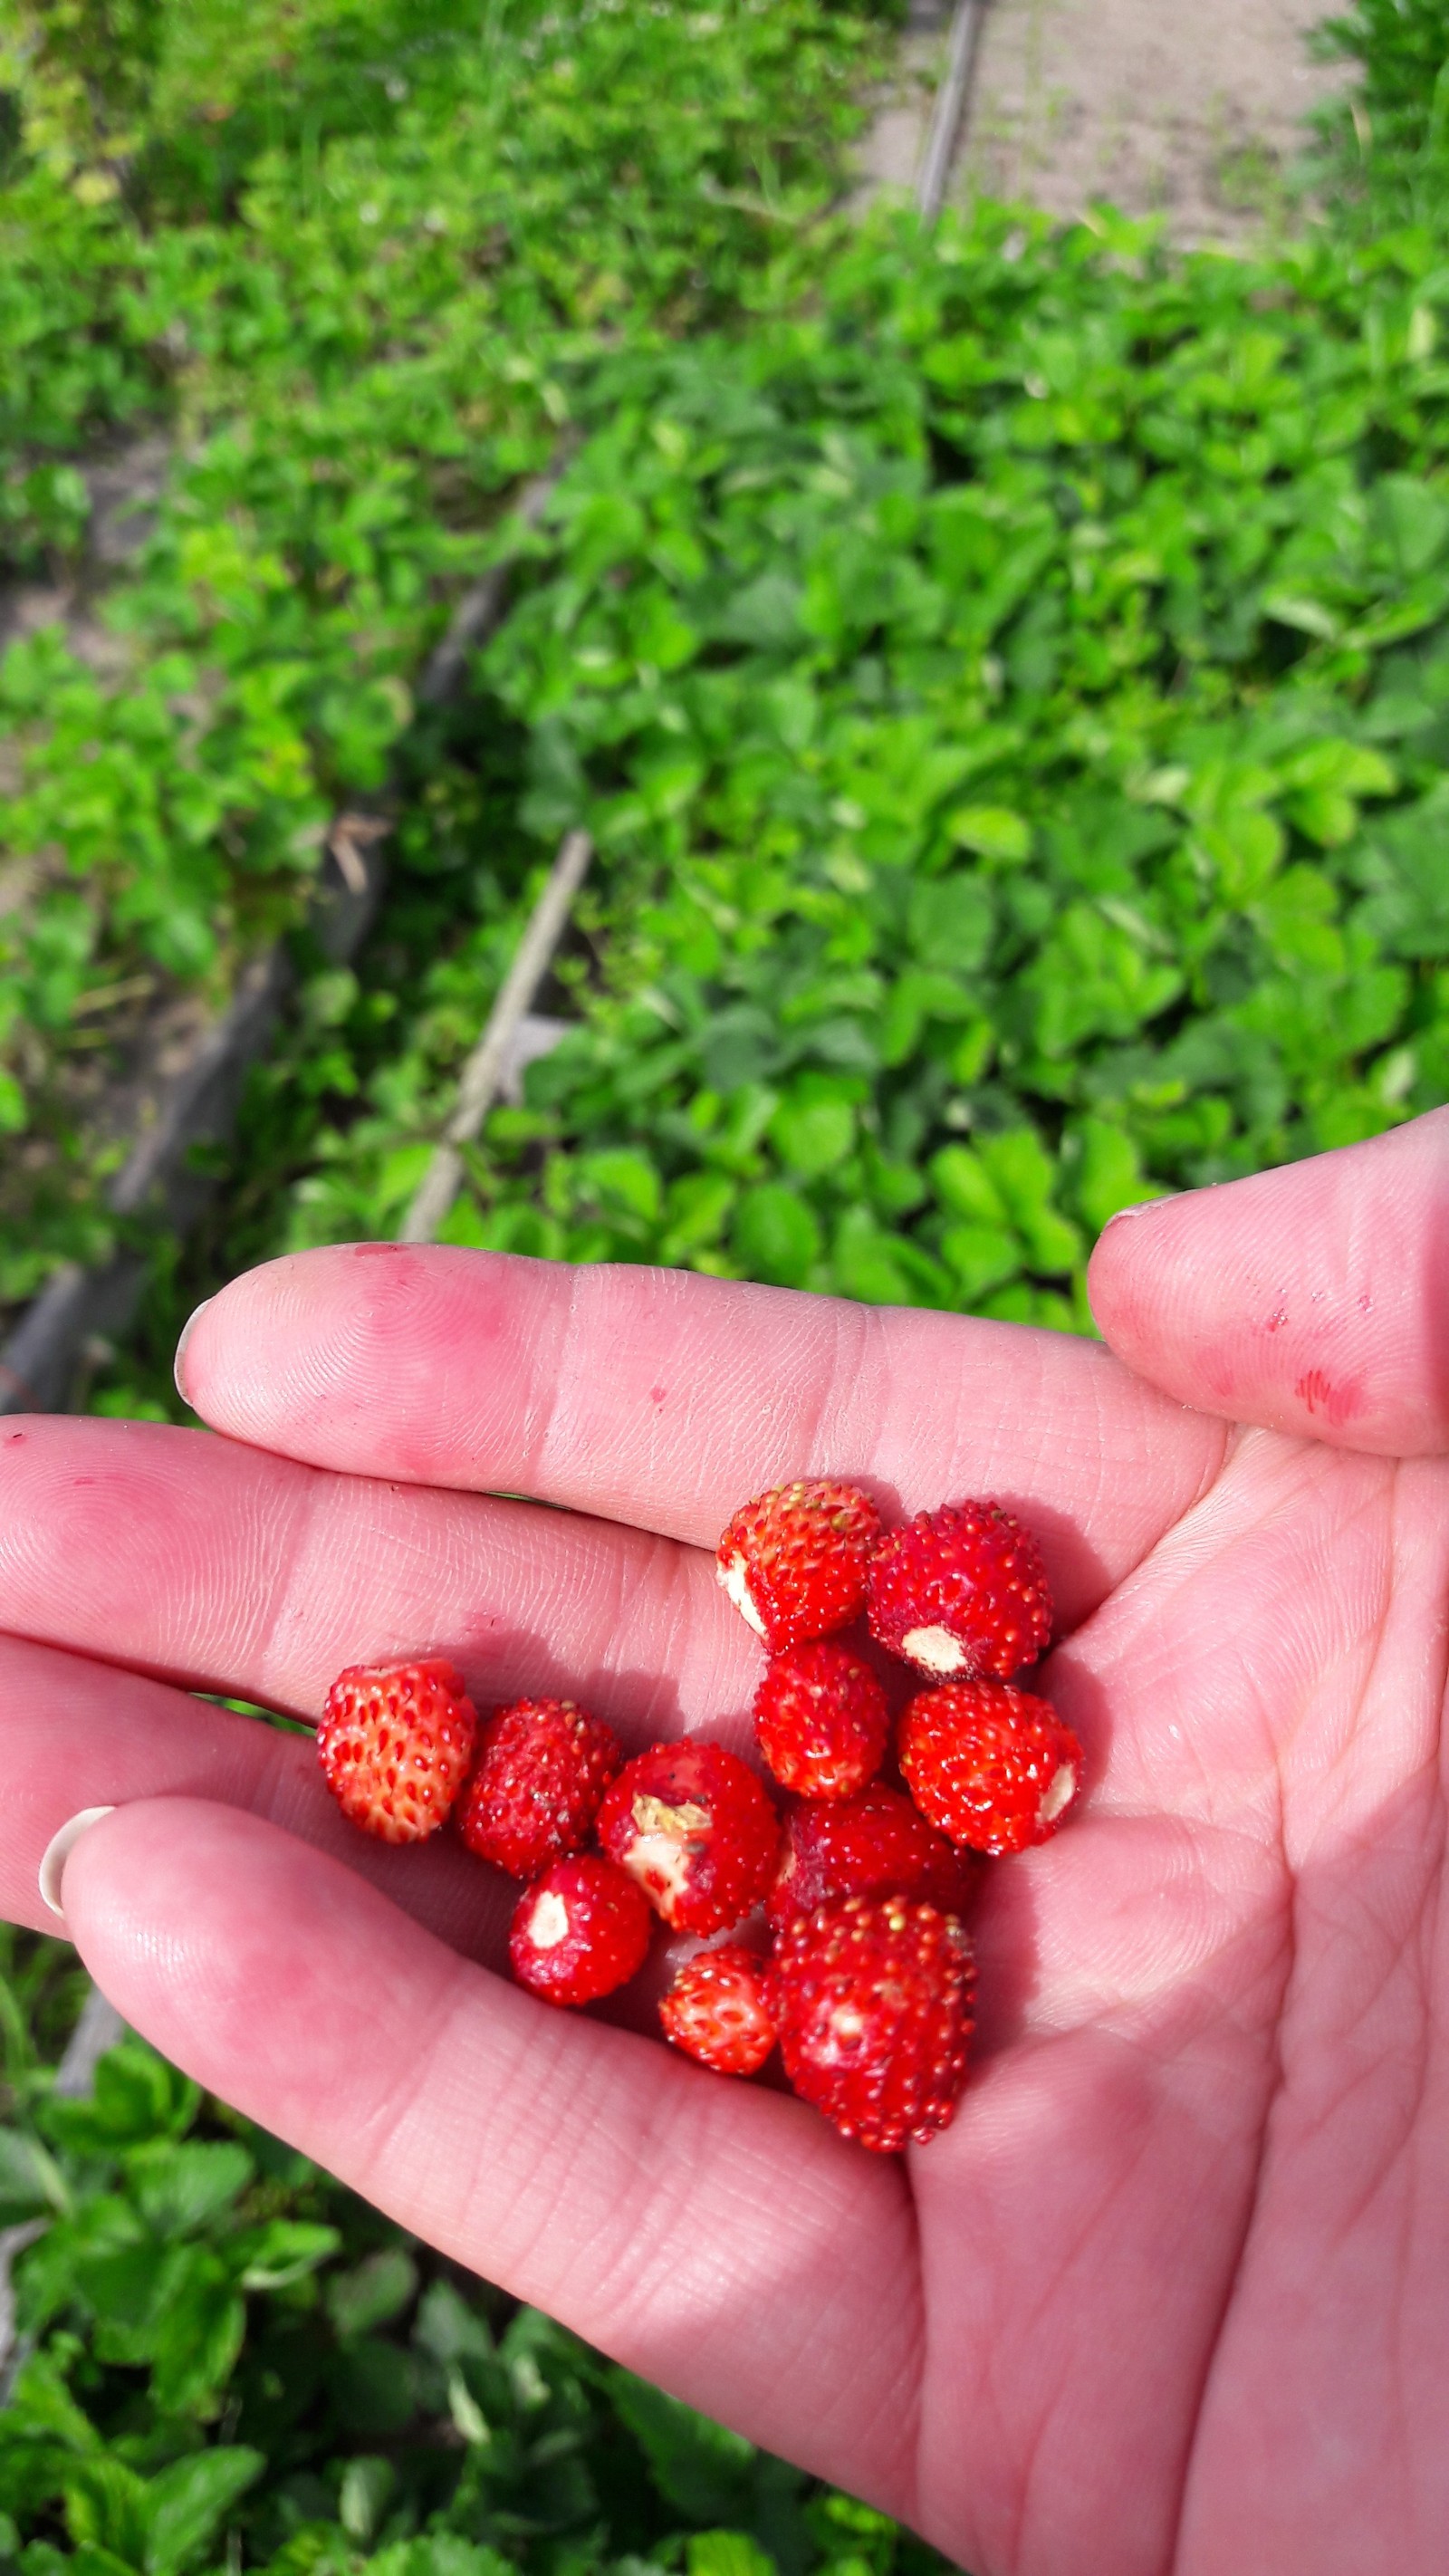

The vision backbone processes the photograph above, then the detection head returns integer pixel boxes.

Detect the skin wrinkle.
[1171,1467,1449,2574]
[1007,2107,1173,2573]
[245,1464,352,1715]
[576,2080,910,2468]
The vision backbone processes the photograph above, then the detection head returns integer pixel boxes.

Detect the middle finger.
[0,1415,752,1740]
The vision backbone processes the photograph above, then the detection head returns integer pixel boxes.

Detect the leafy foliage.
[0,0,882,1311]
[1310,0,1449,225]
[187,201,1449,1329]
[0,1942,954,2576]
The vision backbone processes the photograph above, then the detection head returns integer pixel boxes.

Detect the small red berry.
[317,1658,476,1843]
[766,1781,980,1935]
[766,1895,974,2153]
[868,1500,1051,1679]
[716,1479,882,1653]
[660,1944,775,2076]
[597,1740,780,1936]
[509,1855,652,2006]
[899,1678,1081,1856]
[459,1697,621,1879]
[753,1640,889,1801]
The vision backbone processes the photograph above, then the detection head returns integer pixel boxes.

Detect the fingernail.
[1101,1192,1174,1232]
[173,1297,213,1404]
[39,1807,116,1920]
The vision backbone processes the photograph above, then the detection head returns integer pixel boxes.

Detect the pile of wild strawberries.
[314,1482,1080,2154]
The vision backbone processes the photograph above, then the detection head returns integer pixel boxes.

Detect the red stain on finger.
[1294,1368,1366,1427]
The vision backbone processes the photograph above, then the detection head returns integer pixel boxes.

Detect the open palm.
[2,1112,1447,2576]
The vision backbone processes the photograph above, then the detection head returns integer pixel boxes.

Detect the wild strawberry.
[868,1499,1051,1679]
[766,1780,980,1935]
[753,1639,889,1801]
[659,1944,775,2076]
[899,1677,1080,1856]
[716,1478,882,1652]
[317,1658,476,1843]
[766,1895,974,2153]
[597,1739,780,1936]
[458,1697,621,1879]
[509,1854,652,2006]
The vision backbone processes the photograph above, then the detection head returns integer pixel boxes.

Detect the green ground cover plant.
[0,0,884,1312]
[0,1937,945,2576]
[146,194,1449,1338]
[1310,0,1449,226]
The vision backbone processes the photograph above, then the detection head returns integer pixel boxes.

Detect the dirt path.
[859,0,1348,247]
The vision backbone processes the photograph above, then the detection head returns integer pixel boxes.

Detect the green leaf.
[328,2337,418,2437]
[338,2457,396,2547]
[232,2219,341,2291]
[929,1146,1008,1227]
[64,2458,149,2570]
[907,872,994,970]
[412,2277,494,2369]
[0,2128,67,2224]
[1353,795,1449,957]
[369,2541,517,2576]
[327,2245,418,2343]
[148,2256,246,2416]
[768,1085,857,1177]
[608,2371,757,2526]
[4,2351,102,2455]
[142,2449,264,2576]
[1069,1119,1163,1235]
[731,1184,821,1288]
[659,1169,736,1263]
[577,1149,663,1225]
[940,1223,1022,1302]
[128,2142,252,2240]
[946,806,1032,863]
[879,972,974,1069]
[686,2538,776,2576]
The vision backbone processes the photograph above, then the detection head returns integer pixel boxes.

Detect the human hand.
[2,1108,1448,2576]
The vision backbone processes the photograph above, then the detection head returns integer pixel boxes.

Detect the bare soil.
[859,0,1349,247]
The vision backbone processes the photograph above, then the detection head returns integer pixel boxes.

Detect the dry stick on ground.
[916,0,989,222]
[400,827,595,1245]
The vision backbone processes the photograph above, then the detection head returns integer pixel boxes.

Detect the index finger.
[178,1247,1224,1584]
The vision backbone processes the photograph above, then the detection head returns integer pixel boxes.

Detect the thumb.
[1086,1107,1449,1457]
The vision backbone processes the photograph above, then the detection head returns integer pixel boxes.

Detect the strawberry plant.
[0,0,885,1314]
[168,197,1449,1339]
[0,1937,951,2576]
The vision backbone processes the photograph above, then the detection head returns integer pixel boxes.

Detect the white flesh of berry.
[620,1792,713,1922]
[718,1552,767,1639]
[901,1623,967,1676]
[528,1889,571,1950]
[823,2002,868,2060]
[1038,1762,1076,1827]
[621,1835,694,1919]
